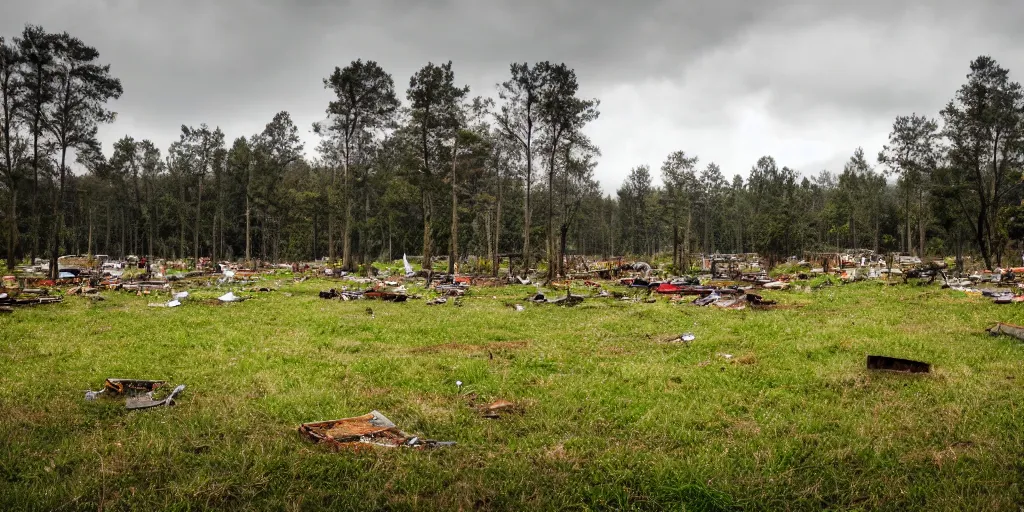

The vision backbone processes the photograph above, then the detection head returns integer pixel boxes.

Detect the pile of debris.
[299,411,454,450]
[319,287,409,302]
[0,290,62,310]
[84,378,187,410]
[528,292,584,306]
[690,292,778,310]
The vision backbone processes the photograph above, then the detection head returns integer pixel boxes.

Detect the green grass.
[2,279,1023,510]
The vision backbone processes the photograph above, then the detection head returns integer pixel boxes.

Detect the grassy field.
[1,277,1023,510]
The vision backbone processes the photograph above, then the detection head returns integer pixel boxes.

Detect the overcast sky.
[4,0,1024,193]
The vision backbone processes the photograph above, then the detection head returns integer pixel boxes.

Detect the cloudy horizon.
[4,0,1023,193]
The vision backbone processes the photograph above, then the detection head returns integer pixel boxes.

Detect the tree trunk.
[448,137,459,276]
[121,210,126,258]
[682,207,692,271]
[342,157,353,271]
[210,202,217,264]
[178,180,186,259]
[523,144,532,277]
[546,145,557,281]
[328,165,335,264]
[493,165,503,279]
[87,207,93,257]
[672,222,679,272]
[193,179,203,268]
[312,211,319,261]
[6,186,15,270]
[918,189,926,259]
[48,145,68,280]
[873,211,880,254]
[977,208,992,270]
[422,188,433,271]
[245,193,251,262]
[30,113,40,264]
[485,207,493,276]
[905,189,912,256]
[559,224,569,279]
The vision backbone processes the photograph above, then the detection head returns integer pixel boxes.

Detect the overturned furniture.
[299,410,454,450]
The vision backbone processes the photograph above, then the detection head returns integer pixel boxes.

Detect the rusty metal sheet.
[299,411,454,450]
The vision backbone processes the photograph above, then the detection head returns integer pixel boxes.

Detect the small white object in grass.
[681,333,695,342]
[456,380,463,391]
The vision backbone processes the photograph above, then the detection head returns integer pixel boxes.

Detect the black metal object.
[867,355,930,373]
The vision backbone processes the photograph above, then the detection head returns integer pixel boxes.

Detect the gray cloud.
[3,0,1024,190]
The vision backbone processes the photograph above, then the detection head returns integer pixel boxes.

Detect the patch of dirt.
[599,345,634,356]
[728,418,762,437]
[545,443,568,461]
[735,354,757,365]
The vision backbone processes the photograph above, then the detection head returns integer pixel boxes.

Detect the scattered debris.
[479,399,517,419]
[666,332,695,345]
[867,355,930,373]
[426,297,448,306]
[299,411,455,450]
[746,293,777,307]
[547,294,584,306]
[717,353,734,360]
[435,284,467,297]
[364,290,408,302]
[0,295,62,307]
[988,322,1024,342]
[514,304,525,311]
[84,378,187,410]
[218,292,245,303]
[403,253,415,277]
[126,384,186,410]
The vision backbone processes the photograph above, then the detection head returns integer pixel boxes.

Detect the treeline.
[1,25,1022,279]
